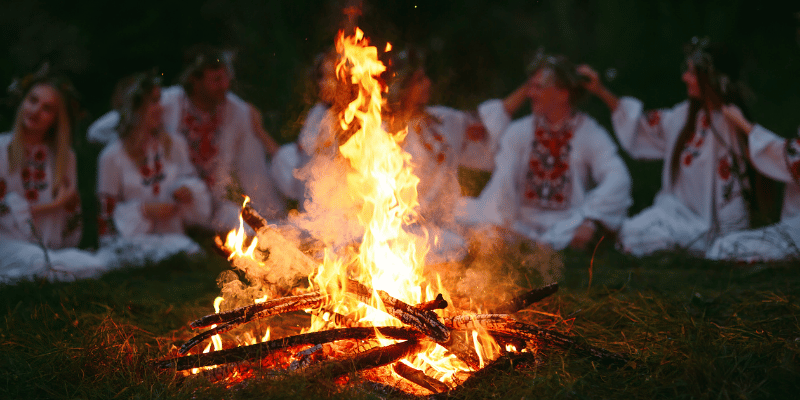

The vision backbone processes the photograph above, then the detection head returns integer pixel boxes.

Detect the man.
[456,54,632,251]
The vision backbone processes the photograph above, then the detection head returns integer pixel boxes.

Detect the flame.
[224,196,258,260]
[194,27,502,387]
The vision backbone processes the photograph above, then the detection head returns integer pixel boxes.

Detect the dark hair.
[385,46,427,116]
[669,40,749,184]
[179,45,233,95]
[526,52,588,106]
[117,70,162,140]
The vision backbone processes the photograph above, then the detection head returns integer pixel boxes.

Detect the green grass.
[2,236,799,399]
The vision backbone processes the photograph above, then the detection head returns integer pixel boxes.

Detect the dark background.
[1,0,799,246]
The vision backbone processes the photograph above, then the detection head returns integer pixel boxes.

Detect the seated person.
[457,53,632,251]
[706,106,800,261]
[582,40,752,256]
[87,46,284,229]
[96,71,212,265]
[0,69,107,281]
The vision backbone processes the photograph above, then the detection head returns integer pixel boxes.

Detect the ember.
[154,28,626,395]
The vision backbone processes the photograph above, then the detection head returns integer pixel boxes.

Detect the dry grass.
[2,237,799,399]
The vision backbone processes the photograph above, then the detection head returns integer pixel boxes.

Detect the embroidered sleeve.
[611,97,678,160]
[748,124,799,184]
[579,127,633,231]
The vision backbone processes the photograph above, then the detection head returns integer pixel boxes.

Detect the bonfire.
[154,28,626,395]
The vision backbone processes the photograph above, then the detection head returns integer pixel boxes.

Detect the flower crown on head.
[684,36,734,98]
[6,62,82,126]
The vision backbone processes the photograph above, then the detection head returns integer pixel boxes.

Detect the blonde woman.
[0,71,106,281]
[97,72,211,265]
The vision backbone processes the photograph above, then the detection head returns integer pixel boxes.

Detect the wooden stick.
[346,279,450,343]
[190,291,327,329]
[416,293,448,311]
[487,321,629,365]
[305,339,425,380]
[392,362,450,394]
[489,283,559,314]
[156,326,422,371]
[180,292,329,354]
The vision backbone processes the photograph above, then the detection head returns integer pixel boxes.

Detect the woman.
[0,71,107,281]
[96,72,211,265]
[457,53,632,251]
[582,39,752,256]
[706,106,800,261]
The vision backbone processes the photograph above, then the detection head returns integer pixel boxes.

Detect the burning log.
[305,339,425,380]
[429,353,539,400]
[157,326,423,371]
[183,280,448,354]
[180,292,329,354]
[392,362,450,394]
[416,293,448,311]
[346,279,450,343]
[190,292,328,329]
[489,283,559,314]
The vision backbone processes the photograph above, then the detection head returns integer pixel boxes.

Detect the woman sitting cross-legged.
[582,39,754,256]
[705,106,800,261]
[0,68,108,281]
[96,71,211,266]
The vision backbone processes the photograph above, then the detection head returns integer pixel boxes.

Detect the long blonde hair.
[8,82,74,197]
[117,72,172,163]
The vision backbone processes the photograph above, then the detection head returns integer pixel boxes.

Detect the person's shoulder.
[503,115,534,143]
[160,86,186,103]
[225,91,249,111]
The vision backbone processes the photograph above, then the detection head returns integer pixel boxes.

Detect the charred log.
[157,326,423,371]
[489,283,559,314]
[416,293,448,311]
[305,339,425,380]
[392,362,450,394]
[346,279,450,343]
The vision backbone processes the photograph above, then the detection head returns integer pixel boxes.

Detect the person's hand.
[465,122,488,141]
[721,104,754,135]
[143,202,179,220]
[51,188,79,211]
[172,186,193,204]
[576,65,602,95]
[569,219,598,251]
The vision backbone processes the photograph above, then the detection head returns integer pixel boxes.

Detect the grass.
[1,234,799,399]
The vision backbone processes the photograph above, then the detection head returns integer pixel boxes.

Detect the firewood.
[392,362,450,394]
[346,279,450,343]
[489,283,559,314]
[487,321,629,365]
[180,292,330,354]
[429,353,538,399]
[444,314,513,331]
[190,291,328,329]
[156,326,423,371]
[416,293,448,311]
[305,339,425,380]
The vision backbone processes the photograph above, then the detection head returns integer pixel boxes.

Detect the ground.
[1,231,798,399]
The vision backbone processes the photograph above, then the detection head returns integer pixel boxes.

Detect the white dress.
[0,133,107,282]
[87,87,283,229]
[707,126,800,261]
[96,134,211,266]
[456,101,632,250]
[612,97,750,255]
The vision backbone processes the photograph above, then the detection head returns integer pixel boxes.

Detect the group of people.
[1,38,798,282]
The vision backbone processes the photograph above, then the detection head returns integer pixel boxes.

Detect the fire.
[194,27,502,388]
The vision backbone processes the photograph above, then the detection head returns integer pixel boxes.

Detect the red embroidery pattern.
[521,121,574,210]
[680,111,710,167]
[413,114,448,166]
[181,106,220,187]
[97,194,118,236]
[786,138,800,186]
[718,157,731,180]
[140,149,166,196]
[21,145,49,204]
[646,110,661,127]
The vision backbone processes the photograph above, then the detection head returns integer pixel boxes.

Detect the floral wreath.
[5,62,82,127]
